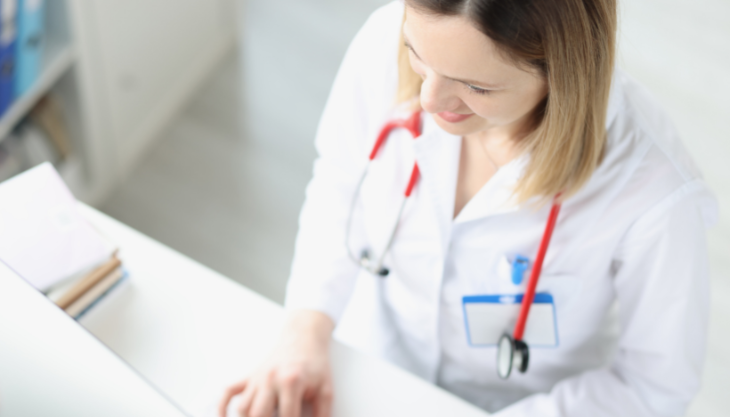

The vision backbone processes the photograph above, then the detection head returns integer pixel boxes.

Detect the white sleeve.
[284,3,402,322]
[495,181,716,417]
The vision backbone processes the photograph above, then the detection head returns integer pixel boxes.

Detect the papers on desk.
[0,162,126,319]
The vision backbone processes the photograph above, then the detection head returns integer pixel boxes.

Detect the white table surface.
[78,204,488,417]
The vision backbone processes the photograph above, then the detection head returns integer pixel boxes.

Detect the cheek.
[464,92,534,125]
[462,96,500,120]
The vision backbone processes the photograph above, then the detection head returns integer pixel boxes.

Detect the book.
[53,254,122,309]
[14,0,43,96]
[45,254,129,320]
[0,162,114,291]
[0,0,17,116]
[64,267,128,319]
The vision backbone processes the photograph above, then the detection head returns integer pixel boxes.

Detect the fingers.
[219,380,247,417]
[236,384,257,417]
[312,382,333,417]
[221,378,331,417]
[277,370,304,417]
[248,383,277,417]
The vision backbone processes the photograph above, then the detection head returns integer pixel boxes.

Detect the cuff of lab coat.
[284,288,348,325]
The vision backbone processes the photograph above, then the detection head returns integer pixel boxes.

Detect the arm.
[496,181,715,417]
[220,3,404,416]
[284,1,402,322]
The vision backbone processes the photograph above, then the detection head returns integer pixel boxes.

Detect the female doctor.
[221,0,716,416]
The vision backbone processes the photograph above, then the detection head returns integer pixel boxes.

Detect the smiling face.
[403,6,549,141]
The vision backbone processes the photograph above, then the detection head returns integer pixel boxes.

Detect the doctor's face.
[403,7,548,140]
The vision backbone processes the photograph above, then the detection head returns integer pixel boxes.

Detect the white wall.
[617,1,729,415]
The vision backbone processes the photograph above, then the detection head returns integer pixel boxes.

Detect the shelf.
[58,154,85,198]
[0,42,76,143]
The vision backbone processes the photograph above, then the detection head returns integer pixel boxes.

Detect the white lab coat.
[284,2,718,416]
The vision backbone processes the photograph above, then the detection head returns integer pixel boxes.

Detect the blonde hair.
[398,0,617,203]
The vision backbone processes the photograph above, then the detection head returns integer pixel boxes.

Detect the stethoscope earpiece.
[358,250,390,278]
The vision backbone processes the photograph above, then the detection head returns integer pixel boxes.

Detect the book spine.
[14,0,42,96]
[71,270,129,320]
[0,0,17,116]
[55,255,122,309]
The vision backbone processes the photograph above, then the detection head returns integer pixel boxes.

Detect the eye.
[465,83,491,95]
[404,43,419,59]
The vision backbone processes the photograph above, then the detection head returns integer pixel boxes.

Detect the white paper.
[0,163,112,290]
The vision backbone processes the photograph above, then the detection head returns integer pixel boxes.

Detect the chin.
[431,114,485,137]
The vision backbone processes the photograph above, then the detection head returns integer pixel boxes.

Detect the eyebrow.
[403,37,505,89]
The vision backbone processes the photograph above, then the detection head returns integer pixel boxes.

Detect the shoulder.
[580,68,717,231]
[359,1,405,41]
[612,69,703,182]
[317,1,405,150]
[342,1,403,72]
[361,1,405,35]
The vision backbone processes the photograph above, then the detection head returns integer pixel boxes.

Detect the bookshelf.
[0,44,74,142]
[0,0,238,205]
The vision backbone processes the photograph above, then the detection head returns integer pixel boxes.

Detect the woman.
[221,0,716,416]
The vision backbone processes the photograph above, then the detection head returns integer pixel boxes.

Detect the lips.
[436,111,473,123]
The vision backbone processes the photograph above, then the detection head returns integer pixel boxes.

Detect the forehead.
[402,6,529,85]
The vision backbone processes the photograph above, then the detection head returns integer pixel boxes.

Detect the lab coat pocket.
[493,254,531,293]
[497,256,582,338]
[493,255,581,312]
[463,293,559,347]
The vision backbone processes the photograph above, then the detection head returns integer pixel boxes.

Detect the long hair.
[399,0,617,202]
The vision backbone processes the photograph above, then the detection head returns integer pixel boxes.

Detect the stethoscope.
[345,110,562,380]
[345,110,422,277]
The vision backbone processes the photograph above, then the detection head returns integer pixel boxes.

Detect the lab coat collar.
[413,113,529,226]
[412,114,460,255]
[411,115,527,259]
[605,67,624,130]
[453,154,528,224]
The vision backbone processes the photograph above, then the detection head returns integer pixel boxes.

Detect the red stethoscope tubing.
[369,111,422,197]
[368,110,561,343]
[512,200,562,341]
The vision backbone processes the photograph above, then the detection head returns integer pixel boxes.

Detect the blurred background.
[0,0,726,415]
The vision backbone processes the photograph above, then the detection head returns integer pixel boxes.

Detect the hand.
[219,310,335,417]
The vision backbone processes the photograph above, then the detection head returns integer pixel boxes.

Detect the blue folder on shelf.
[0,0,18,116]
[15,0,43,97]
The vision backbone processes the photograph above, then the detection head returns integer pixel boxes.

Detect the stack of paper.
[0,162,126,319]
[46,253,127,319]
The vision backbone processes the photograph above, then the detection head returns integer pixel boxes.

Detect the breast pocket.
[493,255,581,314]
[536,274,582,316]
[467,271,580,348]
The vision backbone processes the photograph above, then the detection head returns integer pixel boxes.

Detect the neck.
[465,105,542,167]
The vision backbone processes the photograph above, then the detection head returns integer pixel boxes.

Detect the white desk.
[78,205,488,417]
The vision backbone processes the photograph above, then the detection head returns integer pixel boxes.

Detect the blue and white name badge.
[462,293,559,347]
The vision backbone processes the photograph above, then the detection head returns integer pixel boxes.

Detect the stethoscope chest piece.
[497,333,530,379]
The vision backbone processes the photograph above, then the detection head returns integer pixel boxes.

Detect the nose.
[419,73,462,114]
